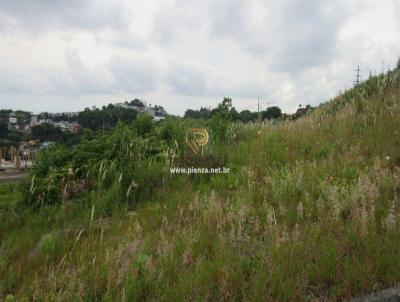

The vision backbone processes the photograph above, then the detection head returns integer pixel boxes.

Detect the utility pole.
[257,97,261,122]
[354,66,361,86]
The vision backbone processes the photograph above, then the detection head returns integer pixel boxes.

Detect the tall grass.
[1,68,400,301]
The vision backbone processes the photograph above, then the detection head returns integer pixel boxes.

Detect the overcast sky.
[0,0,399,115]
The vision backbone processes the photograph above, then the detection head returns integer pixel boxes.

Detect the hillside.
[1,68,400,301]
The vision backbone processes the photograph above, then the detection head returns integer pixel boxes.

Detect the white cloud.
[0,0,399,115]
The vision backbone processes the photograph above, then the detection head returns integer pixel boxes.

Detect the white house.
[154,116,166,121]
[30,114,39,127]
[38,119,54,125]
[9,113,17,125]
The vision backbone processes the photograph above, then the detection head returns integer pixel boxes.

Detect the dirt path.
[351,285,400,301]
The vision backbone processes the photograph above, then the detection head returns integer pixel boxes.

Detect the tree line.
[184,97,285,122]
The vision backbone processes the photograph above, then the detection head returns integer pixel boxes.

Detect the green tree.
[184,107,212,119]
[129,99,145,107]
[218,97,232,112]
[135,114,154,137]
[239,110,254,122]
[208,113,229,143]
[0,122,8,137]
[262,106,282,120]
[211,97,237,121]
[77,105,137,131]
[31,124,63,141]
[158,117,185,148]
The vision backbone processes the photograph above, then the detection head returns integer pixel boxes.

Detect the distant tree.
[183,109,197,119]
[397,58,400,70]
[0,122,8,137]
[208,113,229,143]
[5,128,22,143]
[39,112,50,120]
[31,124,63,141]
[0,109,12,115]
[211,97,235,120]
[229,107,240,121]
[158,117,185,147]
[134,113,154,137]
[184,107,212,119]
[218,97,233,112]
[197,107,211,119]
[77,105,137,131]
[0,111,10,125]
[129,99,145,107]
[239,110,254,123]
[262,106,282,120]
[53,113,75,122]
[14,110,30,129]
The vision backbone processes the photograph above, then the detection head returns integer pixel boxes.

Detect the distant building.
[115,102,129,109]
[115,102,146,113]
[154,105,167,117]
[38,119,54,125]
[71,123,81,133]
[294,105,313,119]
[53,121,81,132]
[9,113,17,125]
[54,112,78,118]
[39,141,55,150]
[30,114,39,127]
[154,116,166,121]
[145,106,156,116]
[115,100,168,118]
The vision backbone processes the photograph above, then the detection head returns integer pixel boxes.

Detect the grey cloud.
[0,65,53,95]
[153,0,346,73]
[0,52,159,97]
[209,0,346,73]
[166,62,271,99]
[109,58,158,94]
[0,0,129,32]
[206,0,248,38]
[151,0,216,46]
[110,59,158,93]
[264,0,346,72]
[48,52,113,96]
[166,63,207,96]
[52,55,159,95]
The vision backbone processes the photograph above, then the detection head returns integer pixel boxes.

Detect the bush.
[135,114,154,137]
[22,121,169,208]
[208,113,229,143]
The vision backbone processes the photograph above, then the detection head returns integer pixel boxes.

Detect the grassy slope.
[1,70,400,301]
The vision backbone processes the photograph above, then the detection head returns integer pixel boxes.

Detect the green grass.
[1,69,400,301]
